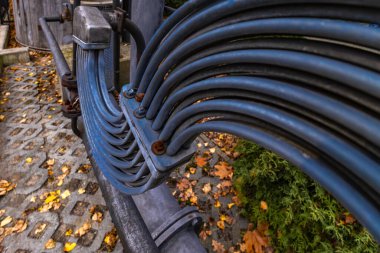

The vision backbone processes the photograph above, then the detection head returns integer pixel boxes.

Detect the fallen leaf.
[92,212,103,223]
[64,242,76,252]
[190,195,198,205]
[75,221,91,237]
[209,147,216,153]
[228,203,235,209]
[35,223,47,234]
[78,188,86,194]
[61,190,71,200]
[61,165,71,174]
[30,196,36,202]
[260,201,268,211]
[212,240,226,253]
[214,162,233,179]
[176,178,191,191]
[25,157,33,164]
[217,220,225,230]
[103,228,118,251]
[0,216,12,227]
[243,224,269,253]
[189,167,197,174]
[45,239,56,249]
[195,156,208,167]
[65,229,73,236]
[202,183,212,194]
[46,159,55,166]
[214,200,221,208]
[199,229,212,240]
[0,115,5,122]
[12,219,27,233]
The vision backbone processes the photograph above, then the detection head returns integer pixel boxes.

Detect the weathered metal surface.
[73,6,111,49]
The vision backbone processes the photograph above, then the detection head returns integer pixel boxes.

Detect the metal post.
[72,0,81,77]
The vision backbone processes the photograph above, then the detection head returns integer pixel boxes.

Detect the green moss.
[233,140,379,252]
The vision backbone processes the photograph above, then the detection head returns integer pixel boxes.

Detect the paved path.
[0,61,246,253]
[0,62,122,253]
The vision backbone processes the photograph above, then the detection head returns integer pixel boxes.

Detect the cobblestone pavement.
[0,62,123,253]
[0,61,246,253]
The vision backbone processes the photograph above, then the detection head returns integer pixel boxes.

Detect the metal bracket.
[73,6,112,50]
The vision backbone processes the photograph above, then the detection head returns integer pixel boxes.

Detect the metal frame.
[40,0,380,250]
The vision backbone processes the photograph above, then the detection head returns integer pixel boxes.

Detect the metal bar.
[39,17,71,78]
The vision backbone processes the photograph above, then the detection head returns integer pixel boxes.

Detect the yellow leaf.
[61,190,71,200]
[46,159,55,166]
[25,157,33,164]
[78,188,86,194]
[61,165,71,174]
[65,229,73,236]
[228,203,235,209]
[214,200,221,208]
[64,242,76,252]
[35,223,47,234]
[190,195,198,205]
[189,167,197,174]
[30,196,36,202]
[209,147,216,153]
[1,216,12,227]
[217,220,225,230]
[44,194,59,204]
[45,239,56,249]
[0,115,5,122]
[92,212,103,223]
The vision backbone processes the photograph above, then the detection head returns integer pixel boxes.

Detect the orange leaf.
[260,201,268,211]
[212,240,226,253]
[214,162,233,179]
[195,156,208,167]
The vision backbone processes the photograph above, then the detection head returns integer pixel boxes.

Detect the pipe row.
[121,0,380,243]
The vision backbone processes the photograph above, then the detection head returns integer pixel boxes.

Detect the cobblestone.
[0,63,122,253]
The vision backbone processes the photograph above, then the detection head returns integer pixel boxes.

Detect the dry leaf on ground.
[63,242,76,252]
[212,240,226,253]
[75,221,91,237]
[195,156,208,167]
[214,162,233,179]
[0,216,12,227]
[45,239,56,249]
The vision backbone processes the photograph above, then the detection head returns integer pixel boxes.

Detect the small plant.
[233,140,379,252]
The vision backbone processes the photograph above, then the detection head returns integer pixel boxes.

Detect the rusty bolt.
[151,141,166,155]
[135,93,145,102]
[133,106,147,119]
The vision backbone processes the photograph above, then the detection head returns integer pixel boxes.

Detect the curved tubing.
[150,76,380,146]
[144,50,380,112]
[165,120,380,243]
[159,99,380,195]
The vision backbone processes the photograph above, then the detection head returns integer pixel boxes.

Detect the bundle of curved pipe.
[76,0,380,242]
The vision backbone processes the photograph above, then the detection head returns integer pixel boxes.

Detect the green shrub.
[233,140,379,252]
[165,0,187,8]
